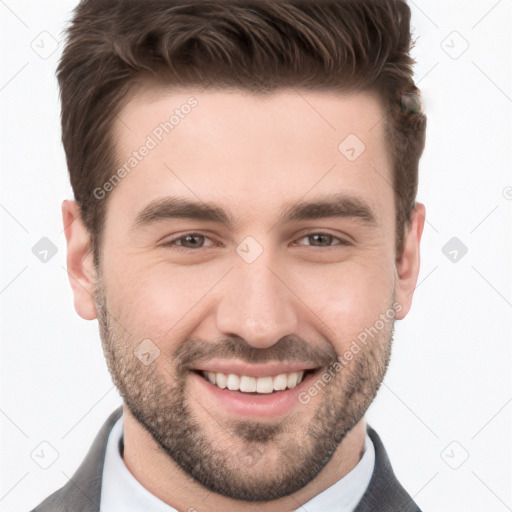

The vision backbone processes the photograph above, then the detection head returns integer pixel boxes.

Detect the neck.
[122,405,366,512]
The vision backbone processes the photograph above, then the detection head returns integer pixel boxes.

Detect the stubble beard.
[93,276,393,501]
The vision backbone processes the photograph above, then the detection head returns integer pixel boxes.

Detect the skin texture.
[62,87,425,512]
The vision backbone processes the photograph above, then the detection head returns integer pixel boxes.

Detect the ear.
[394,202,426,320]
[62,200,99,320]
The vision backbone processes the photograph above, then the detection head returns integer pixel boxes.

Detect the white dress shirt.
[100,415,375,512]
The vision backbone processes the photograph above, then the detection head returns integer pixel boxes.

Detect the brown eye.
[176,234,205,248]
[295,233,348,248]
[307,234,335,247]
[163,233,215,251]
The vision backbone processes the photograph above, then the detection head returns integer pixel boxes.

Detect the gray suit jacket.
[31,407,422,511]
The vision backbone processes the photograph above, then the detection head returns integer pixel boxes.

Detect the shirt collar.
[100,415,375,512]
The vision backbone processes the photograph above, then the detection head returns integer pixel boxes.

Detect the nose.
[215,251,299,350]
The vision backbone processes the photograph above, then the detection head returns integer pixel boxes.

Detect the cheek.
[104,248,396,354]
[105,260,227,344]
[303,258,395,348]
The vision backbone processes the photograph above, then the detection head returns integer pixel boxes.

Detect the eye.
[162,233,216,251]
[293,233,349,248]
[161,231,349,252]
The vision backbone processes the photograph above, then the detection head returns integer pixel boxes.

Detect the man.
[32,0,426,510]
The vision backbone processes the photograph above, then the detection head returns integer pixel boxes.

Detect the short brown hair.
[57,0,426,266]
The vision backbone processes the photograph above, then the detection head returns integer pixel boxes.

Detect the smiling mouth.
[194,369,317,394]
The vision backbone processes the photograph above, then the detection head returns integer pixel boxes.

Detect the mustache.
[174,335,338,373]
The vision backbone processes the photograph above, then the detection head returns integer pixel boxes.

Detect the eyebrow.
[131,193,377,232]
[280,194,376,225]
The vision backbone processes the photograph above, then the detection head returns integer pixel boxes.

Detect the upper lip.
[192,359,318,378]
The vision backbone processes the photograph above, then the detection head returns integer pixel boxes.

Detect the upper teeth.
[203,371,306,393]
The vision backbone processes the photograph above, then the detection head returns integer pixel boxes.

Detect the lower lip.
[189,371,317,418]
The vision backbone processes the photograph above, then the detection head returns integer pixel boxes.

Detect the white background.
[1,1,511,511]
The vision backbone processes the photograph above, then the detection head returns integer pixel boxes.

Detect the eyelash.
[162,232,350,252]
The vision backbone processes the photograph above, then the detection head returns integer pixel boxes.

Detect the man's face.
[89,87,411,500]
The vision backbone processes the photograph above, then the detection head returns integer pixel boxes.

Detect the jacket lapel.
[31,406,123,512]
[354,426,422,511]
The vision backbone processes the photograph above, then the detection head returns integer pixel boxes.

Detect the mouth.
[193,369,317,395]
[189,361,321,417]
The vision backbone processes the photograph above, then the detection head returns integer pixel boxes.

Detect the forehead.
[107,85,393,229]
[116,85,387,147]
